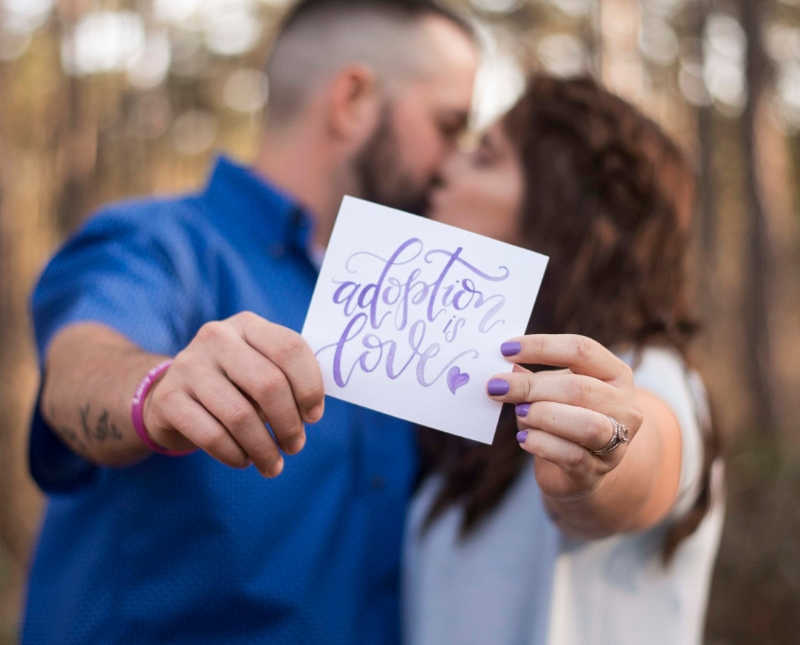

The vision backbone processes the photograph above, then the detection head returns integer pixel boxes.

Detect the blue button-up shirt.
[24,156,417,645]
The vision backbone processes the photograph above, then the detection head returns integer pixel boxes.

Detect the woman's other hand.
[487,334,644,501]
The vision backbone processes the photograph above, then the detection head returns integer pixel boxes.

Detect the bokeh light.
[469,0,523,14]
[60,11,146,76]
[172,109,218,155]
[2,0,53,34]
[703,12,747,113]
[538,33,588,77]
[223,68,270,113]
[639,16,680,66]
[547,0,593,18]
[127,31,172,90]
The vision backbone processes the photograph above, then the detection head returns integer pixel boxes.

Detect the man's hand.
[143,312,325,477]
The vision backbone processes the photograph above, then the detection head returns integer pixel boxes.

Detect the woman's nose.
[440,150,469,182]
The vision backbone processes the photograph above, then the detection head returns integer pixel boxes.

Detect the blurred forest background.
[0,0,798,643]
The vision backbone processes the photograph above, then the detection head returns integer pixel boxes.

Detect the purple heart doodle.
[447,366,470,395]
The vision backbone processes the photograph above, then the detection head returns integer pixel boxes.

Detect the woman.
[403,76,725,645]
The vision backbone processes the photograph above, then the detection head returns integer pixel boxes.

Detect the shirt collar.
[201,154,314,259]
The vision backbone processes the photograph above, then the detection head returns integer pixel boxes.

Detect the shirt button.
[370,475,385,490]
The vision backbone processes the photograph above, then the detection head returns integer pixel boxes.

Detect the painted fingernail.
[501,341,522,357]
[516,430,528,443]
[487,378,510,396]
[515,403,530,418]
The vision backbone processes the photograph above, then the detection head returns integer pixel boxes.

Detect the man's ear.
[326,64,381,144]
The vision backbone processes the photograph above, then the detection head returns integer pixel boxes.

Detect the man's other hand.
[144,312,325,477]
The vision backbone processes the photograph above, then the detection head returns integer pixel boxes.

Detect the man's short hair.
[265,0,476,126]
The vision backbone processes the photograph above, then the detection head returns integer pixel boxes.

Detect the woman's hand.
[487,334,644,501]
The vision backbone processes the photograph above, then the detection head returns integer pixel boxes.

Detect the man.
[23,1,478,643]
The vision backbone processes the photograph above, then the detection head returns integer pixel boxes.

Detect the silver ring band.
[591,416,630,456]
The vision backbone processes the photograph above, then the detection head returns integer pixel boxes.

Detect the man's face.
[353,18,478,214]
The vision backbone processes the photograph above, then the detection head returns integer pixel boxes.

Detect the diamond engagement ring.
[591,416,630,456]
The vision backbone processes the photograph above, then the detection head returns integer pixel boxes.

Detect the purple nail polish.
[515,403,530,418]
[501,341,521,357]
[516,430,528,443]
[487,378,510,396]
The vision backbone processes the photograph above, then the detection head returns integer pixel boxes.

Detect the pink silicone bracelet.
[131,360,194,457]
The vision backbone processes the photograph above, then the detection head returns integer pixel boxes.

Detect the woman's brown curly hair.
[420,75,721,563]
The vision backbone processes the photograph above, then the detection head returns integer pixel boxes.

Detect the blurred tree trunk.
[55,5,90,235]
[0,63,14,558]
[792,134,800,230]
[739,0,779,437]
[697,103,715,263]
[0,62,8,321]
[582,0,602,78]
[0,64,40,582]
[0,154,6,324]
[694,0,717,314]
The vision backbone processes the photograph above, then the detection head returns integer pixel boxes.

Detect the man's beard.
[353,106,432,216]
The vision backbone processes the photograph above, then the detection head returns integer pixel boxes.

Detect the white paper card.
[301,196,549,444]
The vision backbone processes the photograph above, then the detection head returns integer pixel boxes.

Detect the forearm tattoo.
[79,404,123,442]
[53,418,90,455]
[51,403,123,456]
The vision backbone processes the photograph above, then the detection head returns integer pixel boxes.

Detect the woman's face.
[428,122,524,243]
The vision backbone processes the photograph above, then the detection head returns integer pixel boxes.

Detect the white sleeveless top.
[402,347,725,645]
